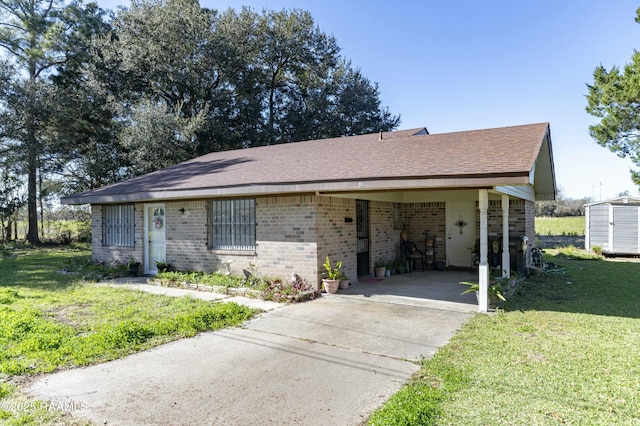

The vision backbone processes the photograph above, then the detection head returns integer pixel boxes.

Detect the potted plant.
[459,274,507,308]
[155,260,170,273]
[385,262,396,276]
[374,259,386,278]
[395,259,407,274]
[339,272,350,289]
[322,256,342,294]
[127,257,141,276]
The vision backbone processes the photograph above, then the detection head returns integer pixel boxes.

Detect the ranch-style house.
[62,122,557,312]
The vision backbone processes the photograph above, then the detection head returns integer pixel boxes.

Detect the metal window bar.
[211,199,255,250]
[103,205,134,247]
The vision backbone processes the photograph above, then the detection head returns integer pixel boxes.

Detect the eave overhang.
[61,173,532,205]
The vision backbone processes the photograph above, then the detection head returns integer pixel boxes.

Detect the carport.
[338,269,478,313]
[331,189,538,313]
[318,124,556,312]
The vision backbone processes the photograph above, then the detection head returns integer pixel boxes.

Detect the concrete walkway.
[28,275,475,425]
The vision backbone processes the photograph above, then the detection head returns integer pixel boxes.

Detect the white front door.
[145,204,166,274]
[446,201,477,267]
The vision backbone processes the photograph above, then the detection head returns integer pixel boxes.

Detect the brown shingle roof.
[62,122,551,203]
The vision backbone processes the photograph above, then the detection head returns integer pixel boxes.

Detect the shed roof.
[585,196,640,207]
[62,122,556,204]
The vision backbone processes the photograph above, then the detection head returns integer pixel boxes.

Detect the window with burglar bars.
[102,205,135,247]
[210,199,256,251]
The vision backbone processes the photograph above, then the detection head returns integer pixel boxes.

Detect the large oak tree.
[0,0,400,243]
[97,1,400,176]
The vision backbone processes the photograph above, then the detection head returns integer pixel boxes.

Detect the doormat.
[360,278,384,283]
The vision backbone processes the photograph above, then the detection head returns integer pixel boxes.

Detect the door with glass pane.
[145,204,166,274]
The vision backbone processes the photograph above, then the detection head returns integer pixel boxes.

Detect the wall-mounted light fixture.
[179,208,185,214]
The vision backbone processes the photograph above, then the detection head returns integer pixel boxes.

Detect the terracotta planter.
[339,279,350,289]
[323,279,340,294]
[374,266,386,278]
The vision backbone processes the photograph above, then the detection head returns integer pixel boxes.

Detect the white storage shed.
[585,196,640,255]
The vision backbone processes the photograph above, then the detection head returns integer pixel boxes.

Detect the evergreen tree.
[0,0,107,242]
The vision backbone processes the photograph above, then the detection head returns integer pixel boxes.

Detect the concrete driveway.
[28,274,475,425]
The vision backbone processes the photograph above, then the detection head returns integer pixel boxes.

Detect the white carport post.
[502,194,510,278]
[478,189,489,312]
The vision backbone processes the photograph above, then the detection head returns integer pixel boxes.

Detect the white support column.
[502,194,510,278]
[478,189,489,312]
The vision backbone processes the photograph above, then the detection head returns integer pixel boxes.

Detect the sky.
[96,0,640,201]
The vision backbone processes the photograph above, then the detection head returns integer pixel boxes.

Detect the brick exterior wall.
[89,194,535,285]
[165,197,321,288]
[369,201,397,269]
[401,202,446,263]
[476,199,528,237]
[525,200,536,264]
[91,195,359,290]
[91,204,144,265]
[316,196,357,284]
[257,196,320,286]
[165,200,212,271]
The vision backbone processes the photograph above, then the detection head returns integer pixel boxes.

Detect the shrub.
[0,288,20,305]
[156,271,243,288]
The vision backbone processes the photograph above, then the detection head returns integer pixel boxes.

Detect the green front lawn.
[369,249,640,425]
[535,216,585,236]
[0,244,256,425]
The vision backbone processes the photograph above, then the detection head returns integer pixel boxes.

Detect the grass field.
[535,216,585,236]
[13,219,90,243]
[369,248,640,424]
[0,245,256,425]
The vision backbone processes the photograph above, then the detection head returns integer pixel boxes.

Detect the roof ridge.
[427,122,549,137]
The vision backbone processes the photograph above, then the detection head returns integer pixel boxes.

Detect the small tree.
[586,8,640,190]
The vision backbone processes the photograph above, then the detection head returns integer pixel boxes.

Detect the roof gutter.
[61,175,532,205]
